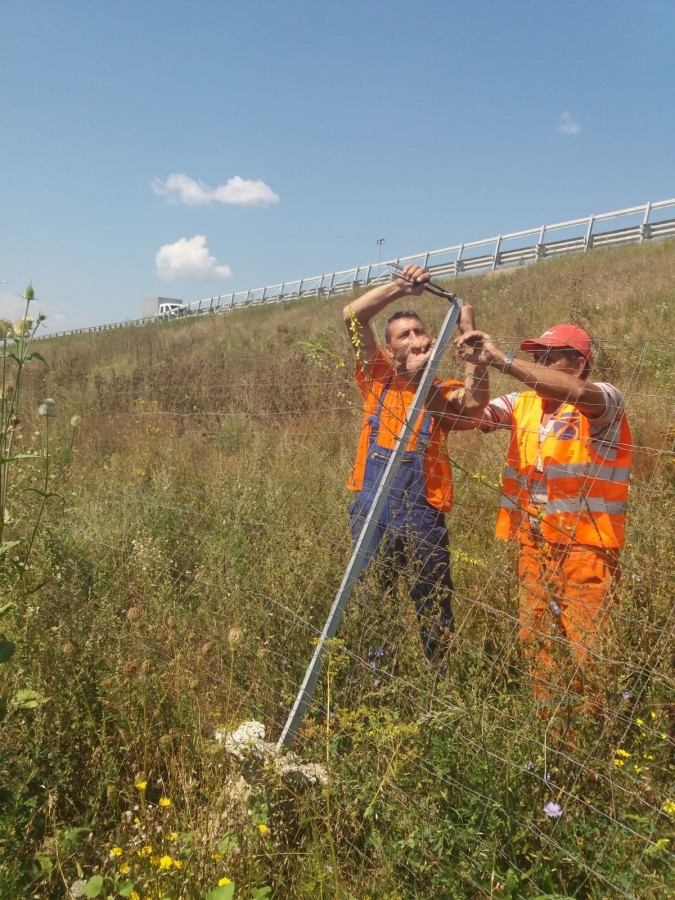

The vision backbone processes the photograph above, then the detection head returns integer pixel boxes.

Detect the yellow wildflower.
[650,711,657,719]
[257,823,269,835]
[218,877,232,886]
[173,859,183,869]
[159,855,173,870]
[169,832,178,841]
[111,846,123,857]
[613,759,625,767]
[663,800,675,817]
[130,893,140,900]
[135,780,148,791]
[636,718,644,726]
[137,845,153,858]
[212,853,223,861]
[660,733,668,740]
[633,765,642,774]
[159,797,172,807]
[119,863,130,874]
[615,749,631,759]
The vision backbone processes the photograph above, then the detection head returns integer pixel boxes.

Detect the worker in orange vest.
[455,324,632,709]
[343,265,489,666]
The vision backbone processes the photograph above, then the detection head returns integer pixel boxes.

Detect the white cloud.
[151,173,280,207]
[559,111,582,136]
[155,235,232,281]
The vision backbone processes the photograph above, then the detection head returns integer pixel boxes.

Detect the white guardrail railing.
[37,198,675,340]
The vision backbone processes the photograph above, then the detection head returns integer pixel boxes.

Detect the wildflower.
[227,627,243,648]
[38,398,58,418]
[621,691,632,700]
[613,759,625,767]
[257,823,269,835]
[615,748,631,758]
[158,855,173,870]
[135,780,148,791]
[650,711,657,719]
[660,733,668,740]
[14,317,33,337]
[368,645,384,659]
[633,765,642,774]
[71,414,81,427]
[549,600,561,617]
[525,760,534,772]
[159,797,172,807]
[119,862,130,874]
[218,877,233,886]
[69,880,88,898]
[662,800,675,817]
[173,859,182,869]
[169,832,178,841]
[111,846,123,856]
[130,893,140,900]
[212,853,223,861]
[137,845,153,858]
[543,801,563,819]
[636,718,644,726]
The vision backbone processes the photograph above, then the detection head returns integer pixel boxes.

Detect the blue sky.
[2,0,674,333]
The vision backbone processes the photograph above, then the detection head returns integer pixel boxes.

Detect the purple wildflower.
[621,691,633,700]
[525,760,534,772]
[543,801,563,819]
[549,600,562,617]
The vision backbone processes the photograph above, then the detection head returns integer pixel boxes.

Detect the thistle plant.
[0,283,48,720]
[0,283,47,550]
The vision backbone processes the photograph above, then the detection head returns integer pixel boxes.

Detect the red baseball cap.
[520,324,592,363]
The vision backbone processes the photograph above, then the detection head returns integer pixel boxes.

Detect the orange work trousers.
[517,540,620,703]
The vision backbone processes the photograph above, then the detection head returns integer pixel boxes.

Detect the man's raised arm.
[342,264,429,372]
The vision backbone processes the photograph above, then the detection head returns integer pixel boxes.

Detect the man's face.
[385,317,433,368]
[532,346,585,377]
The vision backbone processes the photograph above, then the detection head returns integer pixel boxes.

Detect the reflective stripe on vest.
[496,391,632,548]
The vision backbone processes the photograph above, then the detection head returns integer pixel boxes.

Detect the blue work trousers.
[349,393,454,663]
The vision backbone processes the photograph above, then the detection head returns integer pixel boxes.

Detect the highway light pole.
[376,238,385,280]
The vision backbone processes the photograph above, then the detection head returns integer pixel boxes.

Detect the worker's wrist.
[492,350,515,373]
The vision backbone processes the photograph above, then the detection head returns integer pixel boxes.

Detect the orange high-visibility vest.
[496,391,632,548]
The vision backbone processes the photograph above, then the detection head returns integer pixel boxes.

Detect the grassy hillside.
[1,240,674,898]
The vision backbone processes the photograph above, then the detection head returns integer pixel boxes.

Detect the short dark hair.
[383,310,425,344]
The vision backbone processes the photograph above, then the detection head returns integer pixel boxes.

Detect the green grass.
[0,241,673,898]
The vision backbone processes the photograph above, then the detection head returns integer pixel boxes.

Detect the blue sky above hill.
[2,0,674,332]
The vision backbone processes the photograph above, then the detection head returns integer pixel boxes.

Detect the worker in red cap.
[455,323,632,713]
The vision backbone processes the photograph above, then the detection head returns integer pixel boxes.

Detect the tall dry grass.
[0,241,673,898]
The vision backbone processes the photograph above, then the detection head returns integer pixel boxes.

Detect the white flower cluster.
[217,720,327,788]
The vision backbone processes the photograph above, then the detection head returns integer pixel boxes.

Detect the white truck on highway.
[142,297,186,320]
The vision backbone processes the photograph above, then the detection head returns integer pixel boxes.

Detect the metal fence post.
[277,296,464,749]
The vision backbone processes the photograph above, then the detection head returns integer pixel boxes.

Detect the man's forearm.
[425,364,488,424]
[343,281,407,328]
[488,351,606,411]
[461,363,490,412]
